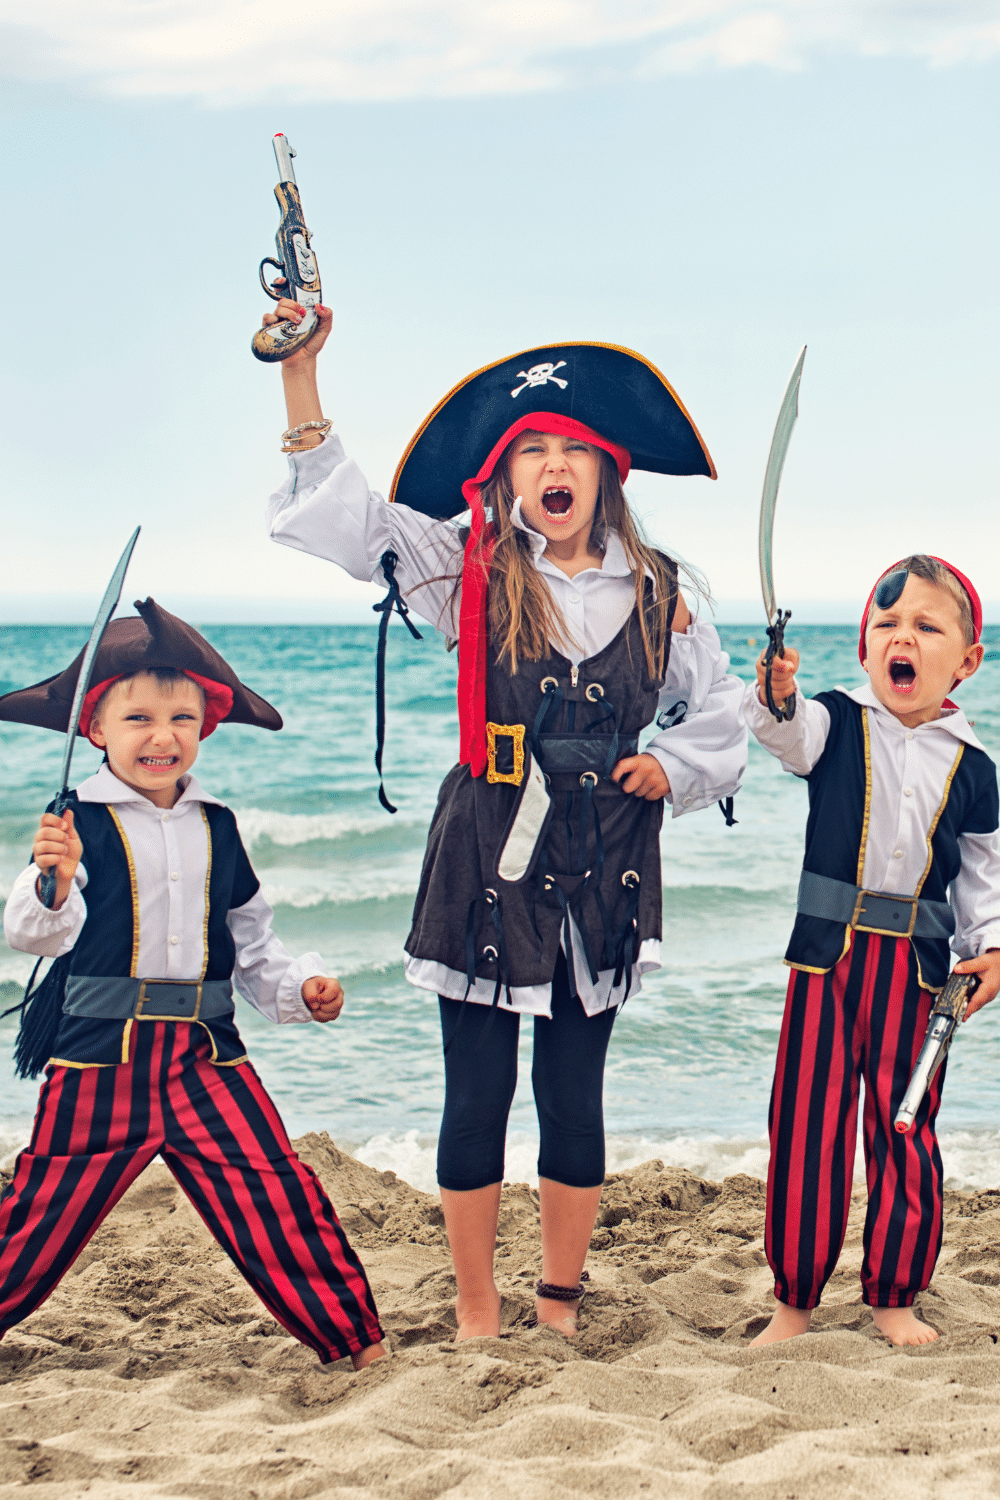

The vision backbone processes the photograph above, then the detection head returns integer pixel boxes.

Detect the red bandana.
[457,414,631,777]
[79,671,235,744]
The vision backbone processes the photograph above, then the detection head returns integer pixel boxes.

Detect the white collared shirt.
[3,764,321,1024]
[744,681,1000,959]
[266,432,748,1015]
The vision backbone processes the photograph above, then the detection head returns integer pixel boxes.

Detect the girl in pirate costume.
[262,298,747,1340]
[0,601,386,1368]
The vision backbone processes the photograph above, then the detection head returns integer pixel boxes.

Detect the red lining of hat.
[79,672,234,743]
[457,414,630,778]
[460,413,630,507]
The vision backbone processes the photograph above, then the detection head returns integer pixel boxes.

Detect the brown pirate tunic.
[405,579,676,1004]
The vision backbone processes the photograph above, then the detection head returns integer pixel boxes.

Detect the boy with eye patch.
[743,555,1000,1346]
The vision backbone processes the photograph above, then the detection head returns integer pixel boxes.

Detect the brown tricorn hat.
[0,598,282,736]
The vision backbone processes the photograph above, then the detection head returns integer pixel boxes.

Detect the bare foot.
[749,1302,813,1345]
[455,1289,501,1341]
[535,1295,581,1338]
[351,1341,388,1370]
[870,1306,939,1346]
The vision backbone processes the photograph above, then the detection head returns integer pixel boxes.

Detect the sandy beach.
[1,1134,999,1498]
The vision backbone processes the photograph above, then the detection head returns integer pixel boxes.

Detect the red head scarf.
[858,556,982,665]
[79,670,234,744]
[457,415,631,777]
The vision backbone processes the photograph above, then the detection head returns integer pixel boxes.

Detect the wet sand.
[1,1134,1000,1497]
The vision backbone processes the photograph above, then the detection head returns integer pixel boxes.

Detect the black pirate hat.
[390,340,716,519]
[0,598,282,738]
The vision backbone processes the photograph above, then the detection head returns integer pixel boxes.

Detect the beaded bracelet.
[281,418,332,454]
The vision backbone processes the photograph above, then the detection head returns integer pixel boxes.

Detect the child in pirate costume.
[745,556,1000,1347]
[0,600,386,1369]
[262,302,747,1340]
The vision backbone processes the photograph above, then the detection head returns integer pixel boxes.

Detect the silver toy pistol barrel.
[273,132,297,184]
[894,971,979,1134]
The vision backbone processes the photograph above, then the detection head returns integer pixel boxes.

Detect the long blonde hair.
[477,446,679,679]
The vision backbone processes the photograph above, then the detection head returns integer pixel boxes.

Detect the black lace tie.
[372,549,423,814]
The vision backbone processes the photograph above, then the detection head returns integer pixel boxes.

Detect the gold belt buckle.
[850,889,919,940]
[135,978,204,1021]
[486,722,525,786]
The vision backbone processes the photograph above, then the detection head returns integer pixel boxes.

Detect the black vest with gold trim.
[45,795,259,1066]
[785,691,999,990]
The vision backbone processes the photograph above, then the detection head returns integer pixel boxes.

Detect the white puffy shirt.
[744,681,1000,960]
[266,433,748,1016]
[3,765,322,1024]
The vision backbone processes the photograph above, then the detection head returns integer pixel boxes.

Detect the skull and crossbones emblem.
[510,361,569,398]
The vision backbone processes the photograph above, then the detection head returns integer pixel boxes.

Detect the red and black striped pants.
[0,1022,383,1362]
[766,930,945,1310]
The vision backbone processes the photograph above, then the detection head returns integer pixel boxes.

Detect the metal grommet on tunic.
[483,945,499,961]
[579,771,598,787]
[585,682,604,702]
[540,676,559,694]
[622,869,640,887]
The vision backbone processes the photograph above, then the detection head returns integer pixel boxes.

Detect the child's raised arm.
[744,645,834,777]
[754,646,800,709]
[261,288,334,449]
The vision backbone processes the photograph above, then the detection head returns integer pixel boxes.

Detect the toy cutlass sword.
[758,345,807,722]
[38,527,141,909]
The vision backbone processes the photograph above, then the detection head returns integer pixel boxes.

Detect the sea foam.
[350,1128,1000,1197]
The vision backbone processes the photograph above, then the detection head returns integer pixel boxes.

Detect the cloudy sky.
[2,1,998,622]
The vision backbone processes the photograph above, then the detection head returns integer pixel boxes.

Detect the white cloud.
[3,0,999,104]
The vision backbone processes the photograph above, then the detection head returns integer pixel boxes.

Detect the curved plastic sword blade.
[758,345,806,624]
[56,527,141,795]
[39,526,141,908]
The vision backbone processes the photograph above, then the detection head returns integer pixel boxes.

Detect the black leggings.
[436,953,618,1192]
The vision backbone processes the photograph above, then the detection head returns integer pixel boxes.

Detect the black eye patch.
[875,568,908,609]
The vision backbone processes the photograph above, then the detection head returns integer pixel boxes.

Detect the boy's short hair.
[869,554,976,646]
[92,669,205,727]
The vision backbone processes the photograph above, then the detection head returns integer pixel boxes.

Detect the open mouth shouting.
[541,486,573,519]
[138,755,180,769]
[888,657,917,692]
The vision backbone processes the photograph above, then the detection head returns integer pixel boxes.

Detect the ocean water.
[2,621,1000,1195]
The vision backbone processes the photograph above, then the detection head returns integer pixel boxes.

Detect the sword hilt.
[764,610,796,722]
[38,789,71,910]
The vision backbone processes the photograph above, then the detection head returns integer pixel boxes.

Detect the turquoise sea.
[2,622,1000,1193]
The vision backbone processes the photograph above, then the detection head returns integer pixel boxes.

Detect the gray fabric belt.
[796,871,954,942]
[63,977,235,1022]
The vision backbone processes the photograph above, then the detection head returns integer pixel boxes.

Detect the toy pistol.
[251,134,322,363]
[894,970,980,1134]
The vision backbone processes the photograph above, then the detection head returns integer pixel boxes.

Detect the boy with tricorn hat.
[745,555,1000,1347]
[0,598,385,1368]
